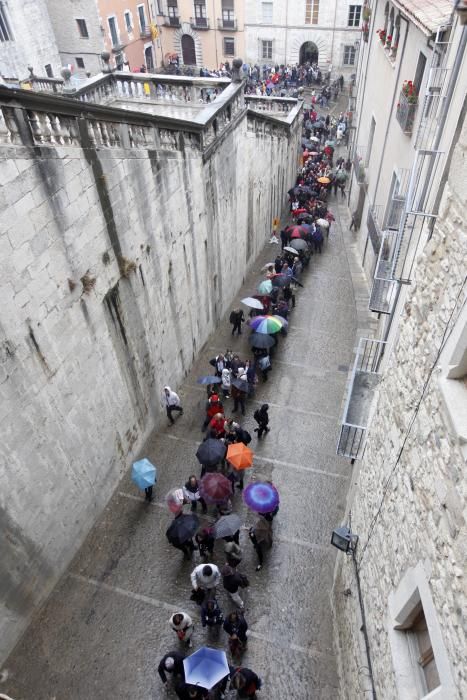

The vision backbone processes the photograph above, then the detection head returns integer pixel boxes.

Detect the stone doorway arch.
[181,34,197,65]
[299,41,319,65]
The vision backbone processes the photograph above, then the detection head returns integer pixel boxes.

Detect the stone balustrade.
[245,95,298,114]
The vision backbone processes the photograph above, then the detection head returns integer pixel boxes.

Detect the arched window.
[181,34,196,65]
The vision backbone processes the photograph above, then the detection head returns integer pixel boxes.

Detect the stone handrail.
[73,71,230,107]
[244,95,298,114]
[19,76,65,94]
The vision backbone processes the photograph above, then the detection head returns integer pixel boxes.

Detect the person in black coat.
[201,597,224,628]
[253,404,270,439]
[158,650,186,686]
[224,610,249,659]
[230,666,262,698]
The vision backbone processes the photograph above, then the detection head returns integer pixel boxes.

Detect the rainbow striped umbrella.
[249,315,284,334]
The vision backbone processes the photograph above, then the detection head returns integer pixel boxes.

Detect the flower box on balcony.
[396,91,418,134]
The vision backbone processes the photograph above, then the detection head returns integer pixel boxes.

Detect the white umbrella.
[261,262,275,271]
[310,136,320,142]
[241,297,264,310]
[316,218,329,228]
[283,246,299,255]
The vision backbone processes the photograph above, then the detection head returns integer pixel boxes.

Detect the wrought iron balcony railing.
[191,17,209,29]
[217,18,237,30]
[163,15,180,27]
[396,91,418,134]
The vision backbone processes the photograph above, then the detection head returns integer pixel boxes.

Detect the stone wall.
[332,116,467,697]
[46,0,105,76]
[0,89,301,661]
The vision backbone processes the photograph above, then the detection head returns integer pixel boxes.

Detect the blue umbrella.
[197,375,222,385]
[131,458,157,491]
[183,647,230,690]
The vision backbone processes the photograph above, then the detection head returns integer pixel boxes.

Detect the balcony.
[190,16,210,29]
[369,231,398,314]
[366,203,384,254]
[140,27,151,38]
[337,338,386,460]
[396,91,418,134]
[111,42,126,53]
[218,18,237,30]
[163,15,180,27]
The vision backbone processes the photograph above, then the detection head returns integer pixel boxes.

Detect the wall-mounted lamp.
[331,526,359,554]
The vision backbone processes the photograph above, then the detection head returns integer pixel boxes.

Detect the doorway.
[145,45,154,71]
[181,34,196,65]
[299,41,319,65]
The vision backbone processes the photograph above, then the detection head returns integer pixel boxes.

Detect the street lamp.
[331,526,359,554]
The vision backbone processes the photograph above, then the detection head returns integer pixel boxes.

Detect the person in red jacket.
[208,413,226,439]
[201,394,224,430]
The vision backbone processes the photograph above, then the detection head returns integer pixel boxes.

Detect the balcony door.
[181,34,196,65]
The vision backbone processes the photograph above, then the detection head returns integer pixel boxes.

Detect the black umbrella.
[231,378,248,393]
[196,438,227,467]
[249,333,275,349]
[271,274,289,288]
[166,513,199,546]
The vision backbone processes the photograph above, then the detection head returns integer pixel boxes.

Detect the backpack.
[253,409,261,423]
[229,311,236,323]
[238,428,252,445]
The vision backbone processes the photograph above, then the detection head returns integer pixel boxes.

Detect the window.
[137,4,146,32]
[222,0,235,26]
[348,5,361,27]
[224,37,235,55]
[366,116,375,166]
[108,16,119,46]
[156,0,163,14]
[262,39,272,59]
[305,0,319,24]
[44,64,53,77]
[413,52,427,93]
[439,303,467,458]
[262,2,273,24]
[409,606,441,694]
[168,0,178,18]
[124,10,133,32]
[0,1,13,41]
[76,18,89,38]
[195,2,206,18]
[343,45,356,65]
[76,57,85,69]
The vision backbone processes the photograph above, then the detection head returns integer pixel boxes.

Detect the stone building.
[0,73,300,663]
[0,0,105,82]
[243,0,364,75]
[332,1,467,697]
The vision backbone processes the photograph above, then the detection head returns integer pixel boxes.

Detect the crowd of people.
[151,83,343,700]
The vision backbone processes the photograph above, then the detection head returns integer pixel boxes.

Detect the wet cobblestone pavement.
[1,198,361,700]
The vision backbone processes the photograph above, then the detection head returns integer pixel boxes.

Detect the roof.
[392,0,453,35]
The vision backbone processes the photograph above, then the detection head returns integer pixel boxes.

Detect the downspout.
[212,0,219,68]
[329,0,338,75]
[284,0,289,65]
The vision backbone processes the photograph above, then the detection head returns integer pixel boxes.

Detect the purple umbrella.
[243,482,280,514]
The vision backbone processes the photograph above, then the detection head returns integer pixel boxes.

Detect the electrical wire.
[357,274,467,569]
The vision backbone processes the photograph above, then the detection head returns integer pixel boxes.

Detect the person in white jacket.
[162,386,183,426]
[169,611,194,648]
[190,564,221,600]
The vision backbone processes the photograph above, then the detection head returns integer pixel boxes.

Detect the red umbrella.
[199,473,232,504]
[287,225,307,239]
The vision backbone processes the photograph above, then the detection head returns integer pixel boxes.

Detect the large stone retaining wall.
[0,89,301,661]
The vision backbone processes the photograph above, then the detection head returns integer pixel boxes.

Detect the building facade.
[332,0,467,697]
[99,0,162,71]
[244,0,364,74]
[0,0,104,81]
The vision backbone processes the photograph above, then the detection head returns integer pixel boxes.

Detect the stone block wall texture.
[0,102,300,661]
[332,118,467,696]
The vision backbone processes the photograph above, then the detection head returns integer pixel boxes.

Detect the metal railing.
[366,203,383,254]
[337,338,386,460]
[190,17,209,29]
[217,18,237,30]
[163,15,180,27]
[369,231,398,314]
[396,91,418,135]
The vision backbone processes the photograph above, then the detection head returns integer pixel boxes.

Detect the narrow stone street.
[2,197,361,700]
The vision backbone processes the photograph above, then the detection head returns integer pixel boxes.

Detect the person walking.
[221,368,231,399]
[208,412,226,439]
[223,610,249,659]
[248,519,272,571]
[231,382,247,416]
[253,404,270,438]
[200,597,224,629]
[183,475,207,514]
[195,527,215,559]
[163,386,183,426]
[221,564,248,609]
[224,540,242,567]
[169,612,195,649]
[230,667,262,698]
[229,308,245,336]
[202,394,224,431]
[190,564,221,600]
[158,651,186,687]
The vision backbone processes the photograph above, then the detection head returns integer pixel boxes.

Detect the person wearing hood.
[158,650,186,686]
[221,367,231,399]
[221,564,248,609]
[169,612,194,648]
[190,563,221,598]
[163,386,183,426]
[229,308,245,336]
[208,412,226,439]
[253,404,270,438]
[223,610,249,658]
[200,597,224,628]
[202,393,224,431]
[231,368,248,416]
[230,666,262,698]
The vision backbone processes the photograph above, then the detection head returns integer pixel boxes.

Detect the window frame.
[137,3,147,32]
[348,4,362,27]
[261,39,273,60]
[75,57,85,69]
[261,1,273,24]
[305,0,319,25]
[76,18,89,38]
[124,10,133,33]
[223,36,235,56]
[0,1,13,41]
[107,15,120,47]
[44,64,53,77]
[343,45,356,65]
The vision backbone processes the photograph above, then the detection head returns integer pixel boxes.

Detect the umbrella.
[227,442,254,470]
[248,332,275,349]
[257,280,273,295]
[249,315,284,334]
[293,185,312,196]
[166,488,185,514]
[131,458,157,491]
[212,513,242,539]
[309,151,319,156]
[272,314,288,329]
[326,211,336,222]
[231,378,248,393]
[290,238,308,251]
[199,473,232,504]
[260,262,275,271]
[271,274,290,289]
[310,136,320,142]
[241,296,264,310]
[183,647,230,690]
[316,218,330,228]
[166,513,199,546]
[197,375,222,385]
[196,438,227,467]
[243,482,280,513]
[288,225,307,239]
[252,517,273,545]
[317,176,331,184]
[283,246,299,255]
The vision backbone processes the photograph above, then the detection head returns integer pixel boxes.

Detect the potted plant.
[377,29,386,43]
[401,80,417,103]
[385,34,393,48]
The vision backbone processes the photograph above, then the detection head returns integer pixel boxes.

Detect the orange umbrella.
[317,176,331,184]
[226,443,254,470]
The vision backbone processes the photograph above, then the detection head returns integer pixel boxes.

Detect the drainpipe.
[212,0,219,68]
[329,0,338,75]
[284,0,289,64]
